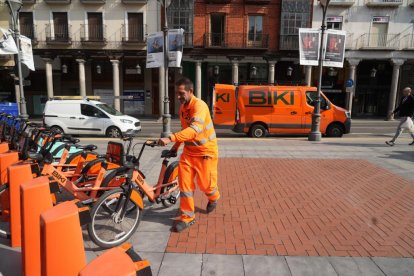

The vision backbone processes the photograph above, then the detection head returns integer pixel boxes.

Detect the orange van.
[212,84,351,138]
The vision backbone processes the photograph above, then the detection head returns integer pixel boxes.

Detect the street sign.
[345,79,354,88]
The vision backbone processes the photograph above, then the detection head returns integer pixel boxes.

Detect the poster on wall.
[123,90,145,116]
[323,29,346,68]
[299,28,320,66]
[93,89,114,107]
[146,32,164,68]
[168,28,184,68]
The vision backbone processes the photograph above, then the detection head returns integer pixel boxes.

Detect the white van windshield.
[96,104,123,116]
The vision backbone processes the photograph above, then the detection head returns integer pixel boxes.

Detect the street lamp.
[370,67,377,78]
[61,64,68,74]
[286,66,293,77]
[136,63,142,75]
[161,0,171,138]
[308,0,330,142]
[96,64,102,74]
[6,0,28,119]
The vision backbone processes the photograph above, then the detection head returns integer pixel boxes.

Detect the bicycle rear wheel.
[87,187,142,249]
[161,161,180,208]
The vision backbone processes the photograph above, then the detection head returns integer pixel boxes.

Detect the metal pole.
[308,3,328,142]
[8,0,28,119]
[161,0,171,137]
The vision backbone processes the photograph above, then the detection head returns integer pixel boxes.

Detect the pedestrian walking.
[158,77,220,232]
[386,87,414,146]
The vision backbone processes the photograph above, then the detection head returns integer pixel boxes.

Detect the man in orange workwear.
[158,77,220,232]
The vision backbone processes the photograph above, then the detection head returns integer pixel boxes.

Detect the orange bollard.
[0,151,20,221]
[20,176,54,276]
[8,163,33,247]
[40,201,86,276]
[0,143,9,153]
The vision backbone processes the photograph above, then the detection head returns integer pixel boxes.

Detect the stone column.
[44,58,54,99]
[387,59,405,120]
[158,66,165,119]
[231,60,239,85]
[195,60,202,98]
[346,59,360,113]
[76,59,86,97]
[305,65,312,86]
[268,61,276,85]
[111,60,120,111]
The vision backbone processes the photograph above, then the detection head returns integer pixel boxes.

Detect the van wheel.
[249,124,268,138]
[326,123,344,137]
[50,126,63,134]
[106,127,122,138]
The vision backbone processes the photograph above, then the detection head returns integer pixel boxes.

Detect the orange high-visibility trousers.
[178,153,220,222]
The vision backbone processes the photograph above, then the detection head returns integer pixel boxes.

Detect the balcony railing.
[44,0,71,3]
[122,0,146,3]
[204,33,269,49]
[81,24,106,43]
[20,24,37,43]
[279,34,298,50]
[401,34,414,49]
[80,0,105,3]
[183,32,193,48]
[358,33,400,49]
[345,33,354,49]
[121,24,146,44]
[46,24,71,44]
[205,0,231,3]
[365,0,402,7]
[244,0,270,4]
[329,0,355,6]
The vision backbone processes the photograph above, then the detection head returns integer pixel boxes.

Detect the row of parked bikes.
[0,112,181,249]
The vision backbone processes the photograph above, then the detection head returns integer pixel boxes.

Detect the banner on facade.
[0,28,18,55]
[323,29,346,68]
[299,28,320,66]
[146,31,164,68]
[168,28,184,67]
[19,35,35,71]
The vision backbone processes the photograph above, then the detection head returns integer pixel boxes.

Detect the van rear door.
[212,84,236,130]
[270,88,302,134]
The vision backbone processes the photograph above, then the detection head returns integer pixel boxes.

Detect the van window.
[96,104,123,116]
[306,91,327,108]
[81,104,108,118]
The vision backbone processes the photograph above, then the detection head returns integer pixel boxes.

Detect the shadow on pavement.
[379,151,414,163]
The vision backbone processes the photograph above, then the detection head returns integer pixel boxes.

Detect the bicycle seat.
[161,150,177,158]
[77,144,97,151]
[28,152,43,161]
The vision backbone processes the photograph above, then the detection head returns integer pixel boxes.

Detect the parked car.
[43,99,141,137]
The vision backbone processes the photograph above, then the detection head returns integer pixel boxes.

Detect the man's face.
[403,89,411,97]
[176,84,193,105]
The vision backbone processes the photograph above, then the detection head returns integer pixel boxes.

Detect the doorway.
[210,14,225,47]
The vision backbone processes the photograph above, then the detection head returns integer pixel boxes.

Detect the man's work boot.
[171,219,196,233]
[385,141,395,146]
[206,201,218,214]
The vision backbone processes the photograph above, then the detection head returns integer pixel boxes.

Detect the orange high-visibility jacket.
[170,96,218,157]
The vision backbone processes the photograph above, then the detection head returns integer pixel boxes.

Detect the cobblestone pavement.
[2,135,414,275]
[167,158,414,258]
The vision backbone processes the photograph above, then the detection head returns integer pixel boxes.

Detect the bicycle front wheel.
[87,187,142,249]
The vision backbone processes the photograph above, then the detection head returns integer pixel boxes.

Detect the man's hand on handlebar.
[157,137,171,146]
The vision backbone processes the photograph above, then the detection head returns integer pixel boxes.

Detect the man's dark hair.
[175,77,194,92]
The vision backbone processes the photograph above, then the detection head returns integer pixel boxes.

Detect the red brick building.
[174,0,312,105]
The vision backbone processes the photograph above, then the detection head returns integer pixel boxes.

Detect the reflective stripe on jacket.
[170,96,218,157]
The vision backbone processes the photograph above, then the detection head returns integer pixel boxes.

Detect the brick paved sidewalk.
[167,158,414,257]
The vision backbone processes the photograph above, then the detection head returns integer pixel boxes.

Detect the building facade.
[312,0,414,118]
[0,0,164,118]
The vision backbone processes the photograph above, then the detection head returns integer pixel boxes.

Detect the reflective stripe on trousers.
[178,153,220,222]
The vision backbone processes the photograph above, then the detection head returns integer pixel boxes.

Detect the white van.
[43,99,141,137]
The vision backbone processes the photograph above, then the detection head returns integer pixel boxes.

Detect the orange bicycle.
[87,140,180,248]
